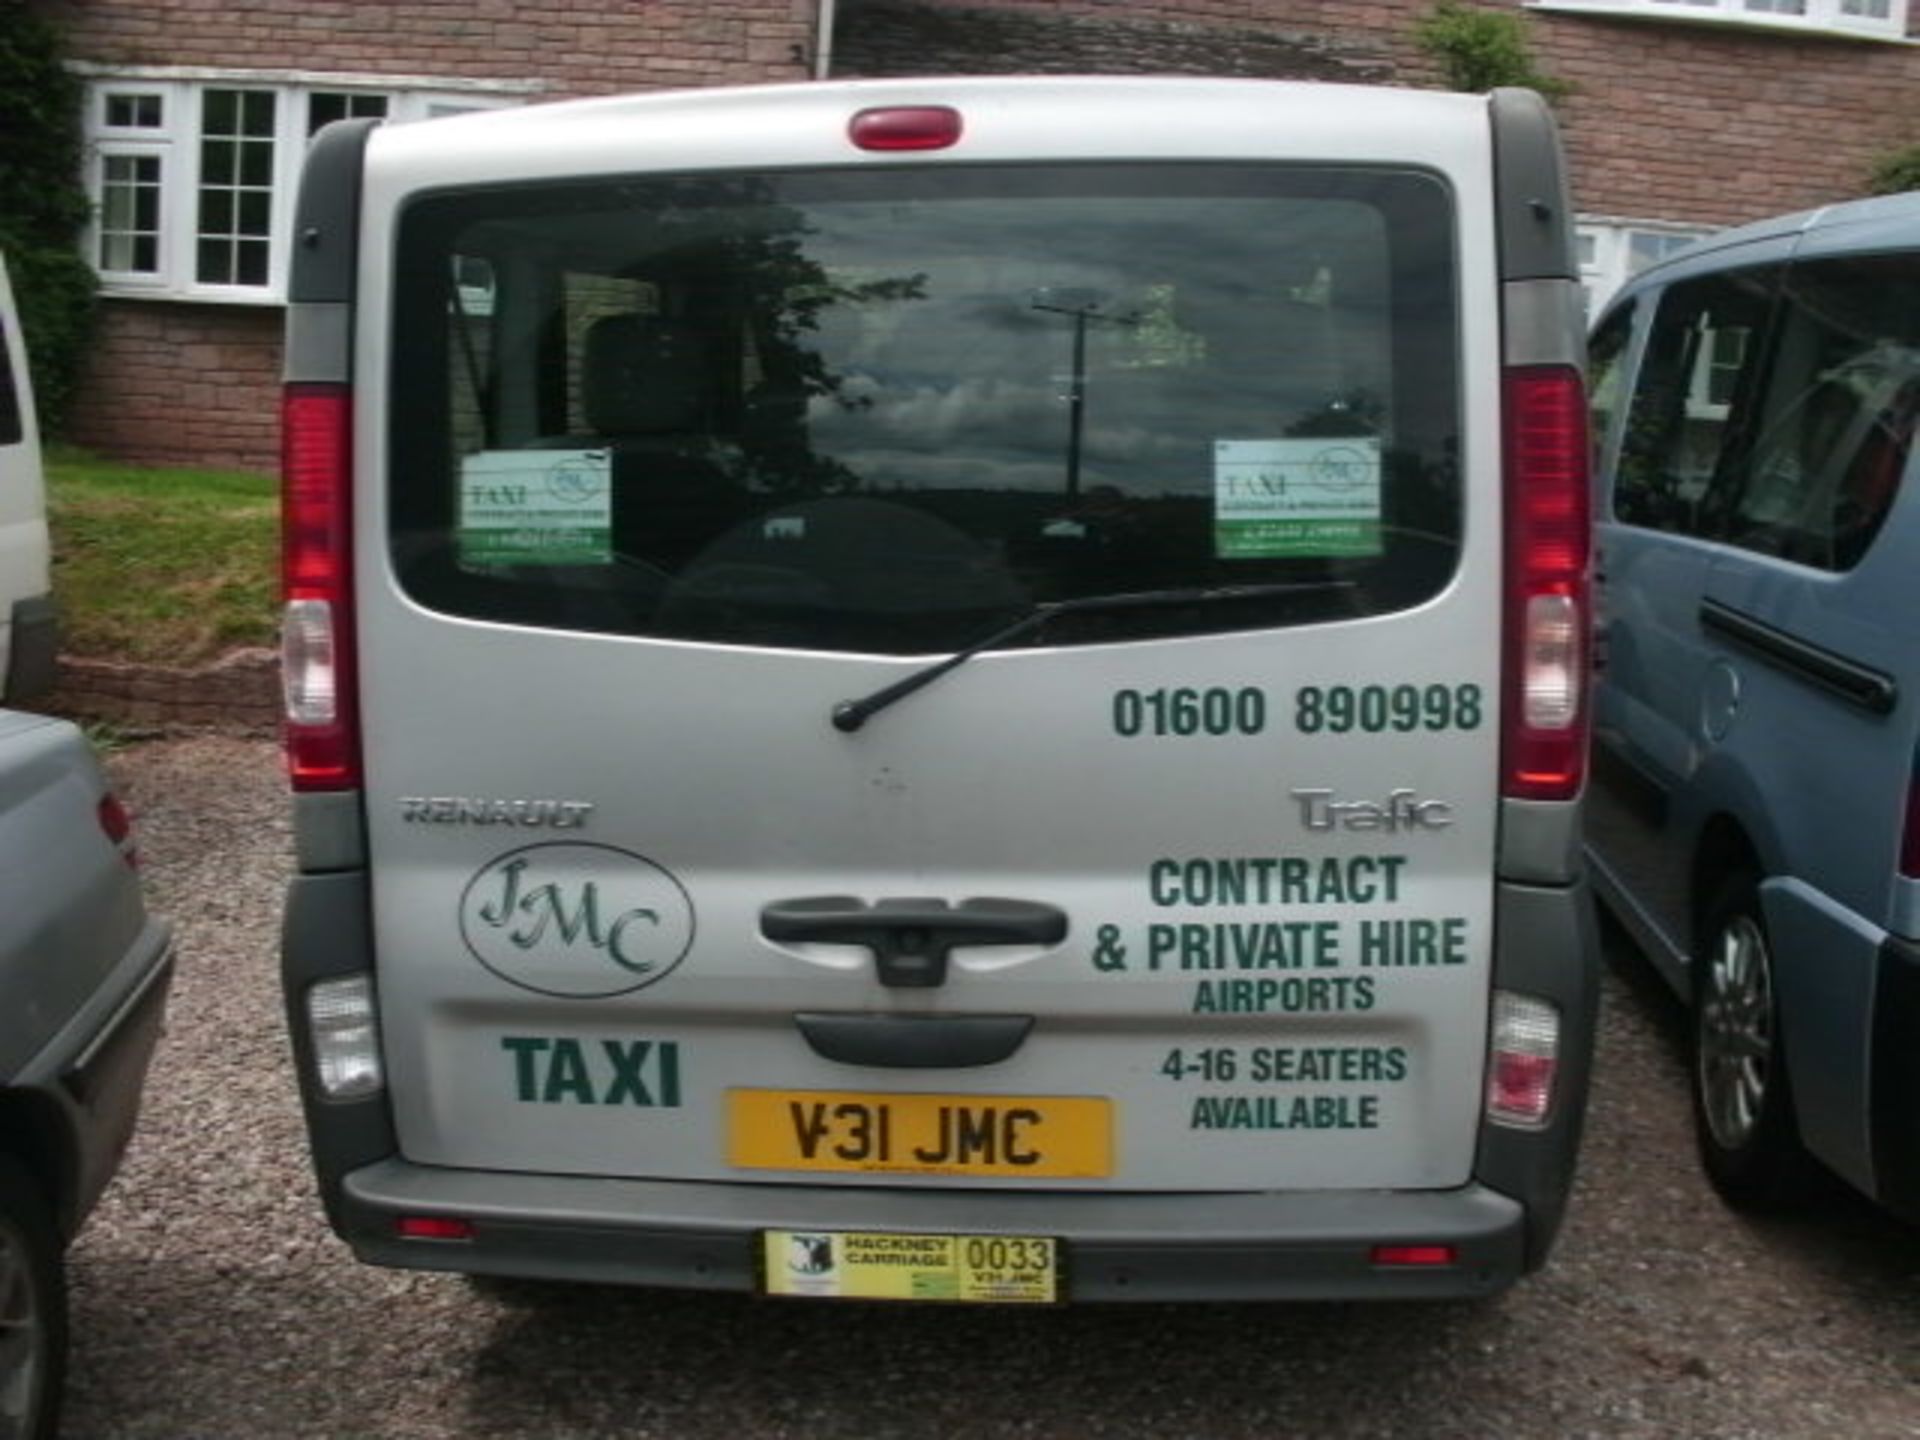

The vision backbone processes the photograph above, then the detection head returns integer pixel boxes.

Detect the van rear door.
[352,82,1503,1197]
[0,256,54,701]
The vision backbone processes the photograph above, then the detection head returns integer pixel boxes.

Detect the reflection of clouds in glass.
[779,189,1407,497]
[831,449,1071,494]
[811,377,1056,451]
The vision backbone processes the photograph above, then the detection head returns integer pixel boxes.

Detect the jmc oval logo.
[458,843,696,998]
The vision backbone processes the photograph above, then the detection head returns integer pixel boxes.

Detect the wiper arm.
[830,581,1352,733]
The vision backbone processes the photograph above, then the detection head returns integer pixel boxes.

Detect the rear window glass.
[390,164,1460,654]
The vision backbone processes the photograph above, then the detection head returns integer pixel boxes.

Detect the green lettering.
[542,1039,596,1104]
[501,1035,548,1102]
[659,1040,681,1106]
[600,1039,655,1105]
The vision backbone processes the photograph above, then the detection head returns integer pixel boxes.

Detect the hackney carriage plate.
[762,1229,1060,1303]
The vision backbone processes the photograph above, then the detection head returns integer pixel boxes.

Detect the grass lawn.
[47,451,278,666]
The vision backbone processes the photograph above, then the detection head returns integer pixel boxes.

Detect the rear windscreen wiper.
[831,581,1354,733]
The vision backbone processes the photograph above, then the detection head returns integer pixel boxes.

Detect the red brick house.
[35,0,1920,471]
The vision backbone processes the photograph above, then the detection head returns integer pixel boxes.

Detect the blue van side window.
[1587,303,1635,492]
[1615,268,1776,539]
[1721,254,1920,571]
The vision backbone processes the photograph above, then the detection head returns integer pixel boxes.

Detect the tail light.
[1371,1244,1457,1267]
[97,792,138,869]
[1501,366,1591,801]
[396,1216,474,1242]
[1486,988,1560,1128]
[306,972,383,1098]
[281,383,359,791]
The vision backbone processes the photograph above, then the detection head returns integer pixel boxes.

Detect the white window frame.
[77,66,544,304]
[1529,0,1912,41]
[1577,217,1715,314]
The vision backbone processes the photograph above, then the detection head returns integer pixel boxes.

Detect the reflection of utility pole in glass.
[1031,288,1139,500]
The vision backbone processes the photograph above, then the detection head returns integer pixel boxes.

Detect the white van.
[0,255,57,702]
[280,77,1599,1303]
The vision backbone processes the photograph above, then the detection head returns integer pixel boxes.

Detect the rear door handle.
[794,1012,1035,1068]
[761,896,1068,988]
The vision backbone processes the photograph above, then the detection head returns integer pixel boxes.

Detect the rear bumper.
[5,593,57,703]
[14,920,173,1234]
[338,1159,1526,1302]
[285,870,1596,1302]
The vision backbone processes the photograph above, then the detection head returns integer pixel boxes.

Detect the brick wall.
[45,0,1920,470]
[838,0,1920,227]
[1535,9,1920,226]
[66,302,283,472]
[42,0,816,471]
[44,0,817,95]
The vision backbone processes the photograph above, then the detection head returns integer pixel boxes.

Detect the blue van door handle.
[794,1012,1035,1067]
[761,897,1068,988]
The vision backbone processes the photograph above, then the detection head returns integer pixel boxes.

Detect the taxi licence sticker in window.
[1213,437,1382,558]
[457,448,611,566]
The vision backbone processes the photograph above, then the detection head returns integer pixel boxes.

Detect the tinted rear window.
[391,163,1460,653]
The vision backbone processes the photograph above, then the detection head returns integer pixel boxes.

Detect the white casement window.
[79,70,539,302]
[1577,219,1715,313]
[1529,0,1909,39]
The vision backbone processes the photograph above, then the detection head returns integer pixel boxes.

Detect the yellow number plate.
[764,1230,1060,1303]
[728,1088,1112,1178]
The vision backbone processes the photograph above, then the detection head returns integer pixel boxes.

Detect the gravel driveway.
[59,735,1920,1438]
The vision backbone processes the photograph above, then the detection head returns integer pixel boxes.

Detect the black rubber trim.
[59,951,172,1108]
[1870,933,1920,1221]
[1699,598,1898,716]
[281,870,397,1229]
[1490,87,1576,283]
[1473,877,1601,1270]
[289,117,378,304]
[5,594,57,703]
[793,1012,1034,1068]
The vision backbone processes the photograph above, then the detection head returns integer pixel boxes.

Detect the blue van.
[1587,193,1920,1217]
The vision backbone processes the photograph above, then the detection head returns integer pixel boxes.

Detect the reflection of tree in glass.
[666,179,927,498]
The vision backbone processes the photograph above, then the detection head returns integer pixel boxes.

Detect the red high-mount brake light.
[1501,365,1591,802]
[281,382,360,791]
[849,106,963,152]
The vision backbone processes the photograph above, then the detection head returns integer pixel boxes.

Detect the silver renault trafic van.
[280,77,1598,1303]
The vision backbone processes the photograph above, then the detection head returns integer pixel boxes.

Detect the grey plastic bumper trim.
[339,1160,1527,1301]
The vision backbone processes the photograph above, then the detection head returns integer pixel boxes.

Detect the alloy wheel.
[0,1212,45,1440]
[1697,911,1775,1153]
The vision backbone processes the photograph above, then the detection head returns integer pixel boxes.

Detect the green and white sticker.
[458,448,612,566]
[1213,438,1382,558]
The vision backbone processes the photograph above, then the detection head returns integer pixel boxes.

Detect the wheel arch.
[0,1087,80,1244]
[1690,815,1764,952]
